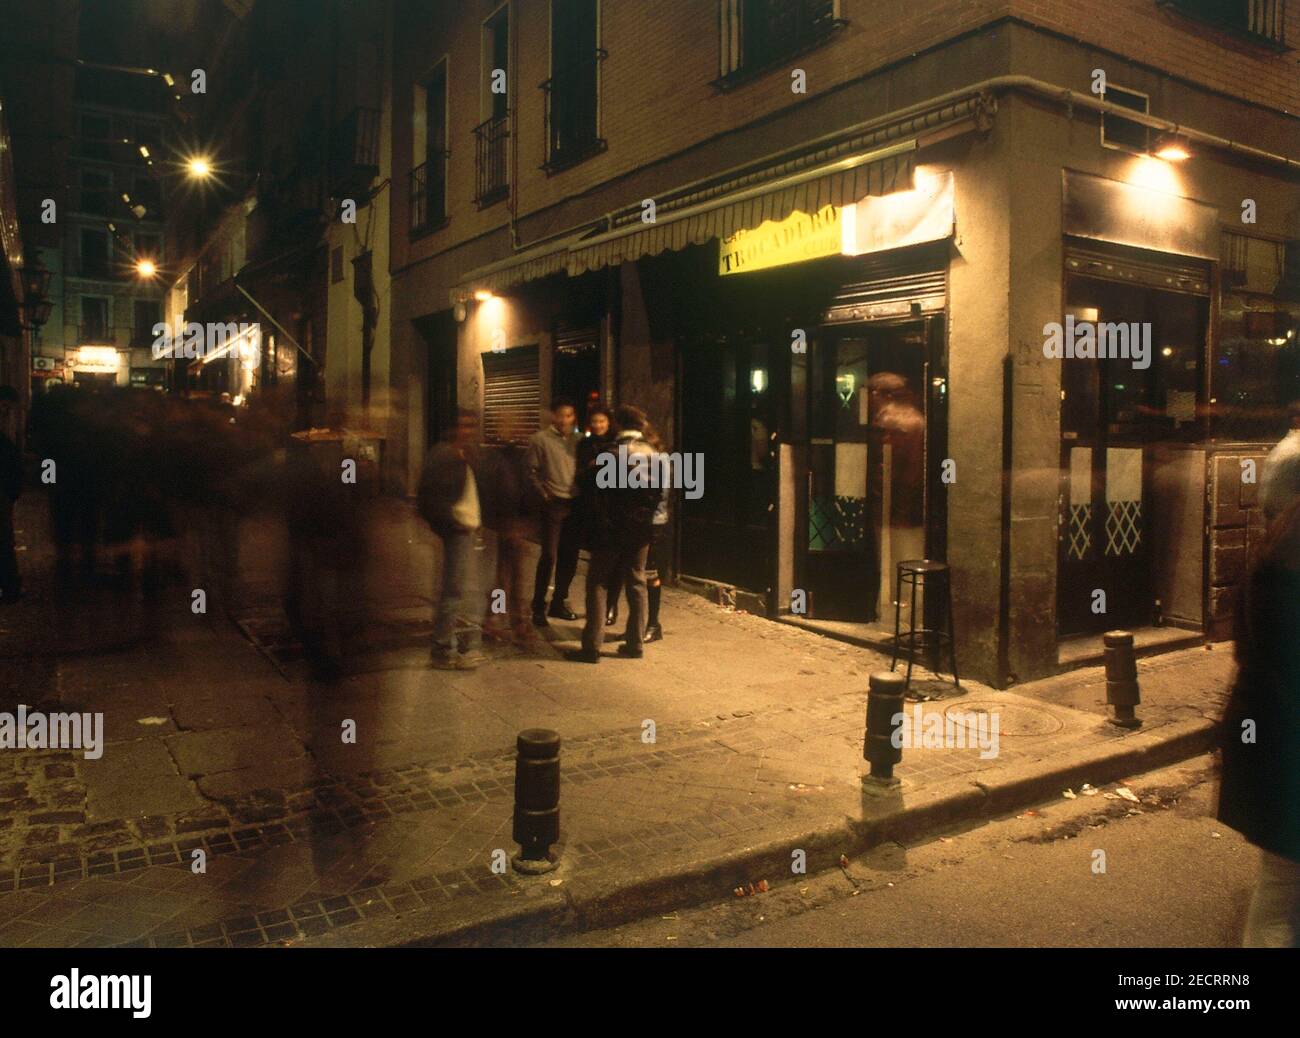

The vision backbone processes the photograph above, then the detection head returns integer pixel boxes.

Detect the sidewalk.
[0,494,1234,947]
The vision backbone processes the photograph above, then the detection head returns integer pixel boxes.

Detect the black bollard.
[1103,630,1142,729]
[512,728,561,874]
[863,671,907,783]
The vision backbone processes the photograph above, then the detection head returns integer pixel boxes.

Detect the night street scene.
[0,0,1297,1015]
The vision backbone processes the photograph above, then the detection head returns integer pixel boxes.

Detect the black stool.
[890,559,960,692]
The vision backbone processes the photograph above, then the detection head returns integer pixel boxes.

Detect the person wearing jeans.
[526,398,582,626]
[418,410,485,670]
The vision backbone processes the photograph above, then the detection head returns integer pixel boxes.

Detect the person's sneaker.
[563,648,600,664]
[430,650,469,670]
[531,610,549,627]
[547,602,578,621]
[605,606,619,626]
[644,623,663,643]
[616,644,643,659]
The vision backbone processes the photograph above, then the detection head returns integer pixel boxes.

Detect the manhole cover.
[943,700,1064,737]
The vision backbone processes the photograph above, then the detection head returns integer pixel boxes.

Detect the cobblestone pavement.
[0,494,1235,947]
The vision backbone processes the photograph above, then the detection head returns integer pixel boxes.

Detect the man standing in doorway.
[526,398,582,626]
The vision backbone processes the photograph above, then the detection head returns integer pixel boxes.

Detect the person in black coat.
[1218,497,1300,946]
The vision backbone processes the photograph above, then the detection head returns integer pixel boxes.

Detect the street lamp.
[186,156,213,180]
[135,258,157,279]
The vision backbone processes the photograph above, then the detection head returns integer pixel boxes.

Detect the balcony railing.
[473,112,510,208]
[1159,0,1287,48]
[409,155,449,236]
[717,0,843,86]
[540,49,607,172]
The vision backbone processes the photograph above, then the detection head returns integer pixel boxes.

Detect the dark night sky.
[78,0,208,67]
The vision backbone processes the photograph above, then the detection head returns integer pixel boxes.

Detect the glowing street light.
[186,156,213,179]
[135,258,157,278]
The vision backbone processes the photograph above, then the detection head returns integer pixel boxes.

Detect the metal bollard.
[863,671,907,783]
[512,728,561,874]
[1103,630,1142,729]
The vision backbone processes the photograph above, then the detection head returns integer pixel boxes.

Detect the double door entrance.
[801,316,945,622]
[1057,253,1209,636]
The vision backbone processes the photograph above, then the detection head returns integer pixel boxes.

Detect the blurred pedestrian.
[418,409,486,670]
[1260,400,1300,522]
[1218,495,1300,947]
[478,415,536,648]
[526,398,583,626]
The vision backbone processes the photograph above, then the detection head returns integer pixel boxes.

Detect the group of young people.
[417,398,670,670]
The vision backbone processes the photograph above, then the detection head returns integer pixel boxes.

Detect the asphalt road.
[541,756,1257,948]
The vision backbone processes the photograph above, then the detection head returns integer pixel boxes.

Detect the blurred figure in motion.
[1218,494,1300,947]
[0,386,22,604]
[418,409,486,671]
[1260,400,1300,522]
[477,413,537,649]
[283,429,370,682]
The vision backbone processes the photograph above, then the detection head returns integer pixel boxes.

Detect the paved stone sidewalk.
[0,494,1235,947]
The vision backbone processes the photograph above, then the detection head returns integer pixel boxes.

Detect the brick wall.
[391,0,1298,281]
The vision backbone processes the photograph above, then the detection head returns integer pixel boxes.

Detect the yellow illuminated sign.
[719,204,841,276]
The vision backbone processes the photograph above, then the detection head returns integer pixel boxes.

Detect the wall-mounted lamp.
[1152,132,1192,162]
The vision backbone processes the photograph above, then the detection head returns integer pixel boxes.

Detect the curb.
[302,715,1218,948]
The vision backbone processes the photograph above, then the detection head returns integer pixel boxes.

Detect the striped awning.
[453,135,922,301]
[449,91,997,301]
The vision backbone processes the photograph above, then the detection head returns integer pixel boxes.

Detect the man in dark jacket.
[565,405,663,663]
[0,386,22,603]
[418,409,485,669]
[1219,496,1300,946]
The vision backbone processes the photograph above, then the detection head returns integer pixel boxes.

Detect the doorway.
[1057,276,1208,636]
[552,338,600,427]
[415,311,458,447]
[679,336,779,594]
[801,318,938,622]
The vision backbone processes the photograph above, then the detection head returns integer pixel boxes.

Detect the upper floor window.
[475,4,511,207]
[1100,84,1149,154]
[411,60,450,236]
[541,0,605,172]
[1159,0,1287,49]
[717,0,844,87]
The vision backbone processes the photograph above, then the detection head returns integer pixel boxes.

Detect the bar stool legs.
[889,560,960,695]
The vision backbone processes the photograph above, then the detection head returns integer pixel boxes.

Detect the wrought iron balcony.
[409,155,449,237]
[716,0,844,87]
[1158,0,1287,48]
[540,49,607,172]
[473,112,510,208]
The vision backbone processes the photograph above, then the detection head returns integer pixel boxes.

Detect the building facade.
[382,0,1299,687]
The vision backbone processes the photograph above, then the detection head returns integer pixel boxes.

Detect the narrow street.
[542,758,1253,948]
